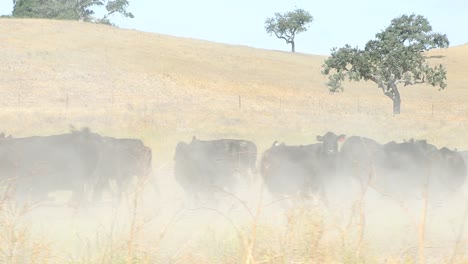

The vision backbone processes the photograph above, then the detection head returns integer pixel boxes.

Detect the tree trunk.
[291,41,295,53]
[392,92,401,115]
[384,83,401,115]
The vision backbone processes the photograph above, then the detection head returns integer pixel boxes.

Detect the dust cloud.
[1,161,467,263]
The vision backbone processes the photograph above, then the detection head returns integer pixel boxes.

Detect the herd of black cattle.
[0,129,466,205]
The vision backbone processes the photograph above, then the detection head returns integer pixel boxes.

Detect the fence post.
[431,103,434,117]
[238,95,242,110]
[18,93,21,108]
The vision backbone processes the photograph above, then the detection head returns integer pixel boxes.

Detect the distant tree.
[12,0,47,18]
[322,14,449,115]
[265,8,313,53]
[12,0,133,24]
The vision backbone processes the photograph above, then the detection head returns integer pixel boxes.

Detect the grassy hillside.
[2,19,468,152]
[0,18,467,263]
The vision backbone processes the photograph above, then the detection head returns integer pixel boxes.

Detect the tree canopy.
[265,8,313,53]
[322,14,449,114]
[12,0,134,24]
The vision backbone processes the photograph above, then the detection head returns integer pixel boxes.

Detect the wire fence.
[1,89,467,121]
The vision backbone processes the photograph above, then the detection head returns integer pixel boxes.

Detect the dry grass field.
[0,19,468,263]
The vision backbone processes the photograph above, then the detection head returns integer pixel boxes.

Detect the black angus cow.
[260,132,346,201]
[174,137,257,201]
[339,137,466,200]
[0,128,152,205]
[0,130,102,204]
[91,136,153,202]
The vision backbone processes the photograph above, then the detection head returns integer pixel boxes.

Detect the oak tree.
[322,14,449,114]
[265,8,313,53]
[12,0,133,24]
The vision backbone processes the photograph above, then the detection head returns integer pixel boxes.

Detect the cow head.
[437,147,467,188]
[316,132,346,155]
[439,147,464,165]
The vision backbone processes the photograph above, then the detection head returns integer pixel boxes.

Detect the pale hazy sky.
[1,0,467,55]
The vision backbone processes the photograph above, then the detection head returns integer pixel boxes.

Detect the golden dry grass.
[2,19,468,151]
[0,18,468,263]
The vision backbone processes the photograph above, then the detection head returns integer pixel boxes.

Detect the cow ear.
[316,135,323,142]
[338,134,346,142]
